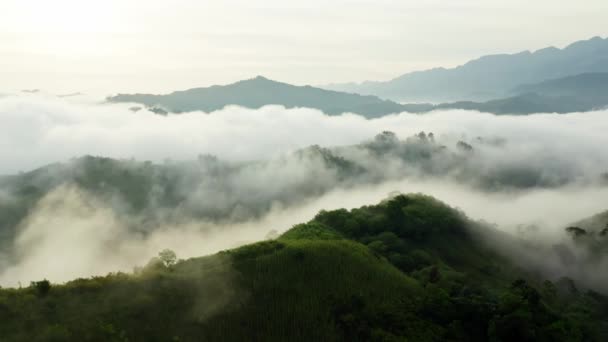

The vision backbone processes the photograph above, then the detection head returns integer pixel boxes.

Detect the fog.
[1,94,608,291]
[2,179,607,288]
[1,94,608,175]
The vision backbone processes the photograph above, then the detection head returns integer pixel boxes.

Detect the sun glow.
[1,0,133,59]
[7,0,124,34]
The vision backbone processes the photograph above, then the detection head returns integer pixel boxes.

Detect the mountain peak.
[107,75,413,117]
[564,35,607,50]
[251,75,272,82]
[323,35,608,102]
[235,75,281,86]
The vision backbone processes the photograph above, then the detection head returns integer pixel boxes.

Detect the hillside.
[107,76,432,118]
[325,36,608,102]
[570,210,608,234]
[1,194,607,341]
[3,131,602,258]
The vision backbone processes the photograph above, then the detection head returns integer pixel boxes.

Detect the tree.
[375,131,398,144]
[565,226,587,239]
[31,279,51,296]
[159,249,177,268]
[265,229,280,240]
[371,131,399,151]
[456,141,473,152]
[429,266,441,283]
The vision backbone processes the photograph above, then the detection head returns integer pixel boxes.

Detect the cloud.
[1,94,608,292]
[1,94,608,175]
[2,177,608,288]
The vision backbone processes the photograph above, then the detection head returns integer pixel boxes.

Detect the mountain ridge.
[107,76,428,118]
[109,72,608,116]
[323,36,608,102]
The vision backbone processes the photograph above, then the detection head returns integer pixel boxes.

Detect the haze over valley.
[1,1,608,341]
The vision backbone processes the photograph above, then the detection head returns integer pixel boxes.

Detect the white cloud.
[1,94,608,175]
[2,95,608,289]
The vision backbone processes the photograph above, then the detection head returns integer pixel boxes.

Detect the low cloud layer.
[2,177,607,287]
[1,94,608,174]
[1,94,608,292]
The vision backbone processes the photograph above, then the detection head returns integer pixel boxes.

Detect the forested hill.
[3,131,605,258]
[1,194,608,341]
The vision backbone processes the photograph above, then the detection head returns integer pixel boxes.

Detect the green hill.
[1,194,607,341]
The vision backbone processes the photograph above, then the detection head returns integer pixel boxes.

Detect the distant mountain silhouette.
[107,76,432,118]
[435,93,592,115]
[324,36,608,102]
[513,72,608,99]
[434,73,608,114]
[108,72,608,117]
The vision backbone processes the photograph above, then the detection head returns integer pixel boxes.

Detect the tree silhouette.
[159,249,177,268]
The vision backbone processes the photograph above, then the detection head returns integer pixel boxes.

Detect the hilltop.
[1,194,607,341]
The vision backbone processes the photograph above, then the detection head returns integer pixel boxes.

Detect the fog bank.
[1,94,608,174]
[2,178,607,287]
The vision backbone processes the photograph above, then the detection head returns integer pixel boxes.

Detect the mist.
[1,173,607,288]
[1,94,608,292]
[1,94,608,175]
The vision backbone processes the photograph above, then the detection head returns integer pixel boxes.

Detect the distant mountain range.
[108,73,608,117]
[107,76,430,118]
[324,36,608,102]
[434,73,608,114]
[108,37,608,116]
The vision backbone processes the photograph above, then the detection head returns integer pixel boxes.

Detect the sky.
[0,0,607,94]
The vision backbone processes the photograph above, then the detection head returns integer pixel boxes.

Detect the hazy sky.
[0,0,606,94]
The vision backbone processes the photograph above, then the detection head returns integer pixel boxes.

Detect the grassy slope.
[1,195,607,341]
[0,239,425,342]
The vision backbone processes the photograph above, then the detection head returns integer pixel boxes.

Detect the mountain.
[512,72,608,109]
[2,194,607,341]
[107,76,433,118]
[435,93,600,115]
[570,210,608,234]
[4,131,604,256]
[432,73,608,114]
[107,71,608,118]
[325,36,608,102]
